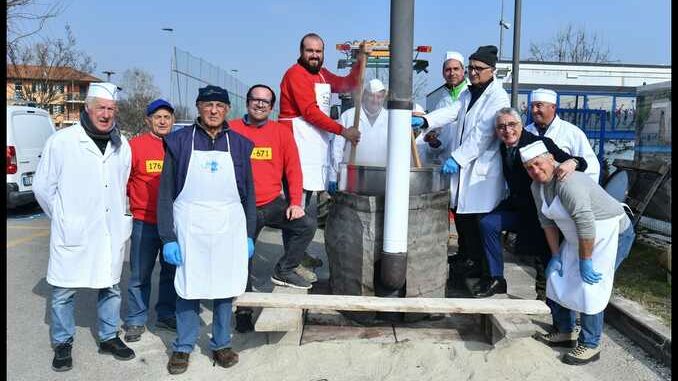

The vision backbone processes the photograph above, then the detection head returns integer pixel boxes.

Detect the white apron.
[286,75,332,191]
[172,127,248,299]
[541,186,622,314]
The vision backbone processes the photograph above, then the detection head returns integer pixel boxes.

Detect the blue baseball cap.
[146,98,174,116]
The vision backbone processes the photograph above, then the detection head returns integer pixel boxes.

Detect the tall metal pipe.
[510,0,522,107]
[381,0,414,291]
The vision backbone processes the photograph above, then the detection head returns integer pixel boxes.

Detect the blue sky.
[32,0,671,104]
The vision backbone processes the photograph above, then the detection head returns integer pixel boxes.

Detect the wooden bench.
[240,286,307,345]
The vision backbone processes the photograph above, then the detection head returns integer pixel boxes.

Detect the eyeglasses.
[495,121,521,131]
[467,65,492,73]
[248,98,272,106]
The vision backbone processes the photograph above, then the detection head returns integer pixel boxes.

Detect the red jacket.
[229,118,303,207]
[278,63,360,134]
[127,132,165,224]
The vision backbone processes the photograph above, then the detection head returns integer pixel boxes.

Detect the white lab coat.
[329,106,389,181]
[33,124,133,289]
[525,115,601,183]
[423,78,510,213]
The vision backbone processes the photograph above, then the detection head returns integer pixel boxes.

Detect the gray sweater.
[531,171,631,239]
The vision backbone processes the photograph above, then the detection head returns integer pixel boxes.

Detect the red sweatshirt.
[229,118,303,207]
[278,63,360,134]
[127,132,165,224]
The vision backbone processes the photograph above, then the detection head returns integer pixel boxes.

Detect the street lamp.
[161,27,180,111]
[102,70,115,81]
[498,0,512,59]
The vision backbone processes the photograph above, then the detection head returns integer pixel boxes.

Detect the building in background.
[6,65,101,128]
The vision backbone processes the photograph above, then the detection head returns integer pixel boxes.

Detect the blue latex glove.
[545,254,563,277]
[411,116,425,132]
[247,238,255,259]
[441,157,460,174]
[328,181,338,195]
[579,258,602,284]
[163,241,182,266]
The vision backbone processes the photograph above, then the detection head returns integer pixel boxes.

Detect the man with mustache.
[279,33,366,268]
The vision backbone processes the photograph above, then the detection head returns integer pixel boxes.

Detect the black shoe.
[123,324,145,342]
[156,316,177,331]
[99,337,135,361]
[52,342,73,372]
[473,277,507,298]
[167,351,190,375]
[271,270,312,290]
[235,310,254,333]
[212,347,239,368]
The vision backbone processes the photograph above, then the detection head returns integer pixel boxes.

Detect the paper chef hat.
[444,51,465,65]
[87,82,120,101]
[519,140,549,163]
[530,88,557,104]
[365,78,386,93]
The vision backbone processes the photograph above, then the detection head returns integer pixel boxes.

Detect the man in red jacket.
[123,99,178,342]
[279,33,365,267]
[230,84,317,332]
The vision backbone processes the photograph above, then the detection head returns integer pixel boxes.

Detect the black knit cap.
[469,45,499,67]
[196,85,230,105]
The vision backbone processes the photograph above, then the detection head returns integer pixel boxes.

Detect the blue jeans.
[615,223,635,270]
[50,284,121,345]
[125,219,177,326]
[173,297,233,353]
[547,298,604,348]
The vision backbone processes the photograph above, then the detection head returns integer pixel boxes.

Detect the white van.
[7,105,56,209]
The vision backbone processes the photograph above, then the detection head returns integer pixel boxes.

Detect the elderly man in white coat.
[34,82,135,372]
[525,88,600,183]
[411,45,510,283]
[521,140,634,365]
[328,78,388,193]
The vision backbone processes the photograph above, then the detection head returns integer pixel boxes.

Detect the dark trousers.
[454,212,488,276]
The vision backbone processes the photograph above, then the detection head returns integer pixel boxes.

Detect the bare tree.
[7,0,64,52]
[8,25,96,108]
[116,68,161,137]
[529,23,613,63]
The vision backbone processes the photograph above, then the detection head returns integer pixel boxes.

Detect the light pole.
[498,0,511,59]
[102,70,115,82]
[161,27,180,114]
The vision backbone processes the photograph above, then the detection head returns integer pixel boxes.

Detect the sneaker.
[294,264,318,283]
[533,330,578,348]
[98,337,136,361]
[156,316,177,331]
[271,270,312,290]
[212,347,239,368]
[562,343,601,365]
[235,310,254,333]
[123,325,145,342]
[301,253,323,268]
[167,351,190,375]
[52,342,73,372]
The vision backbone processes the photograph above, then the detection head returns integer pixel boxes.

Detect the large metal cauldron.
[338,164,450,196]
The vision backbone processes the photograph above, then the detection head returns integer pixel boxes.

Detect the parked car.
[7,105,56,209]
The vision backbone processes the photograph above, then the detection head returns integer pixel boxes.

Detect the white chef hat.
[412,103,425,114]
[87,82,120,101]
[444,51,465,65]
[530,88,557,104]
[365,78,386,93]
[519,140,549,163]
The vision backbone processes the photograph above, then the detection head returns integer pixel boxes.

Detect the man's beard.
[298,56,323,74]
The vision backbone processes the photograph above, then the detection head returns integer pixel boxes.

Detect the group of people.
[32,32,634,376]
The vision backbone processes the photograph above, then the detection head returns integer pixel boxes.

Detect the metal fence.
[170,47,279,121]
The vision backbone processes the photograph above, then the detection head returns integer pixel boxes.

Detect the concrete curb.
[605,294,672,366]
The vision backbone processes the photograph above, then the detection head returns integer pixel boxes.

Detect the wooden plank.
[612,159,669,174]
[235,292,550,315]
[253,286,307,332]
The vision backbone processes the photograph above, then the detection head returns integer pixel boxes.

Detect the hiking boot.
[533,330,578,348]
[52,342,73,372]
[123,324,145,342]
[562,343,601,365]
[212,347,239,368]
[301,253,323,268]
[156,316,177,331]
[235,310,254,333]
[167,351,190,375]
[98,336,135,361]
[271,270,312,290]
[294,264,318,283]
